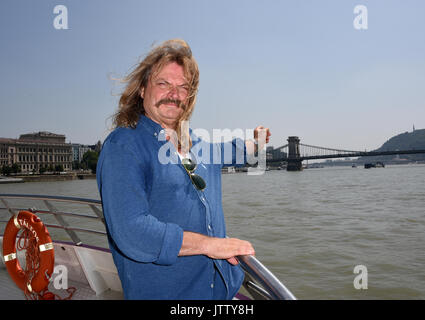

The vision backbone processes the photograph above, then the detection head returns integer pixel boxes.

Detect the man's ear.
[140,87,145,99]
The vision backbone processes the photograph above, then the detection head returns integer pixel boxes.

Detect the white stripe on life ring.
[13,215,20,229]
[39,242,54,252]
[4,253,17,262]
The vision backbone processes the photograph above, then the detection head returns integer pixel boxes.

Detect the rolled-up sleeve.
[97,140,183,266]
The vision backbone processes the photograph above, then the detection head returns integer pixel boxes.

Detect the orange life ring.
[2,210,55,293]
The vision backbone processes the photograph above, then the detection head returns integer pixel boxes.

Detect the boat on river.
[364,162,385,169]
[0,193,295,300]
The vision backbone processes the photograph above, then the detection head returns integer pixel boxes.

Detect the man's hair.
[112,39,199,148]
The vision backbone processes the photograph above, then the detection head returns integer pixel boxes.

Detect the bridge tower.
[287,136,302,171]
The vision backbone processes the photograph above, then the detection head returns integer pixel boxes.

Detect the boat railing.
[0,193,296,300]
[0,193,105,246]
[237,255,296,300]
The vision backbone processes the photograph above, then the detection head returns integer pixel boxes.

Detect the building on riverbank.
[72,143,92,163]
[0,131,73,173]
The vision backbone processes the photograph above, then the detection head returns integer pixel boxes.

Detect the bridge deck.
[268,149,425,162]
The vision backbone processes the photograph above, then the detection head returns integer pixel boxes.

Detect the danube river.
[1,164,424,299]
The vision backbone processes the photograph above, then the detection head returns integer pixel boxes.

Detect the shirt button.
[154,132,157,137]
[210,283,214,289]
[208,225,212,230]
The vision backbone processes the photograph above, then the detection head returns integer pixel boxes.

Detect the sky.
[1,0,424,151]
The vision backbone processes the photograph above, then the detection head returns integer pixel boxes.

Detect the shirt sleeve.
[220,137,247,167]
[97,140,183,266]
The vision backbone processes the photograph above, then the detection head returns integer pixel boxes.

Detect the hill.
[360,129,425,162]
[377,129,425,152]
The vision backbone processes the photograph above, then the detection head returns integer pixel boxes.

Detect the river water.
[1,164,424,299]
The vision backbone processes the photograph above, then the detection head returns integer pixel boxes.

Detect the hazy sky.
[1,0,424,151]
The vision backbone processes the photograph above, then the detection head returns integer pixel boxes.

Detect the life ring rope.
[2,210,55,299]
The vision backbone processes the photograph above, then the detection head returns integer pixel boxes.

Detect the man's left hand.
[253,125,271,150]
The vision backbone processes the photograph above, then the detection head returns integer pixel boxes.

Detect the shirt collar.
[137,114,196,138]
[137,114,165,138]
[136,114,200,151]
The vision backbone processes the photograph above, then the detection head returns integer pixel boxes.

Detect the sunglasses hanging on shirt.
[181,154,206,191]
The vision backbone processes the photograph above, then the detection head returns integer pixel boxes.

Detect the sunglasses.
[181,157,206,191]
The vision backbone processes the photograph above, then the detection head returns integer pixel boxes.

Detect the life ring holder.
[2,210,55,294]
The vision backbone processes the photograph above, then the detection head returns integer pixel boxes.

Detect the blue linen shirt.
[96,115,247,299]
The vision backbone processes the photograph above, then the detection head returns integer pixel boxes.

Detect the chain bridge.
[269,136,425,171]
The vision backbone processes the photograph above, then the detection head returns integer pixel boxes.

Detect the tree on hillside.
[82,150,99,174]
[1,165,12,176]
[11,163,21,174]
[72,160,81,170]
[55,164,64,174]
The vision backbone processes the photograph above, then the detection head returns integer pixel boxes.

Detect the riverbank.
[0,173,96,183]
[0,177,24,184]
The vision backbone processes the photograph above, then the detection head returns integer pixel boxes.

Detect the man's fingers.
[254,126,271,143]
[206,237,255,260]
[227,257,239,265]
[229,238,255,256]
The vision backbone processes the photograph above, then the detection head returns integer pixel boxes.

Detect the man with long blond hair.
[97,39,270,299]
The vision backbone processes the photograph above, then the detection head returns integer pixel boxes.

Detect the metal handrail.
[0,193,296,300]
[0,193,101,205]
[0,193,104,246]
[0,207,102,221]
[237,255,296,300]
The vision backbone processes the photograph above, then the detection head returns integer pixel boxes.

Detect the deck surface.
[0,268,123,300]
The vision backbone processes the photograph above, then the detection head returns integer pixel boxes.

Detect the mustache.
[155,98,186,110]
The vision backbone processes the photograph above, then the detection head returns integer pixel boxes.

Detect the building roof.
[0,131,69,146]
[0,138,17,144]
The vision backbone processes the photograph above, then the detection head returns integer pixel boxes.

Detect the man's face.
[141,62,190,130]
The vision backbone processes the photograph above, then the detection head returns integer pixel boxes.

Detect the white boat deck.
[0,267,122,300]
[1,237,123,300]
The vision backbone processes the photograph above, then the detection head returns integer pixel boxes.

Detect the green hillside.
[365,129,425,162]
[377,129,425,152]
